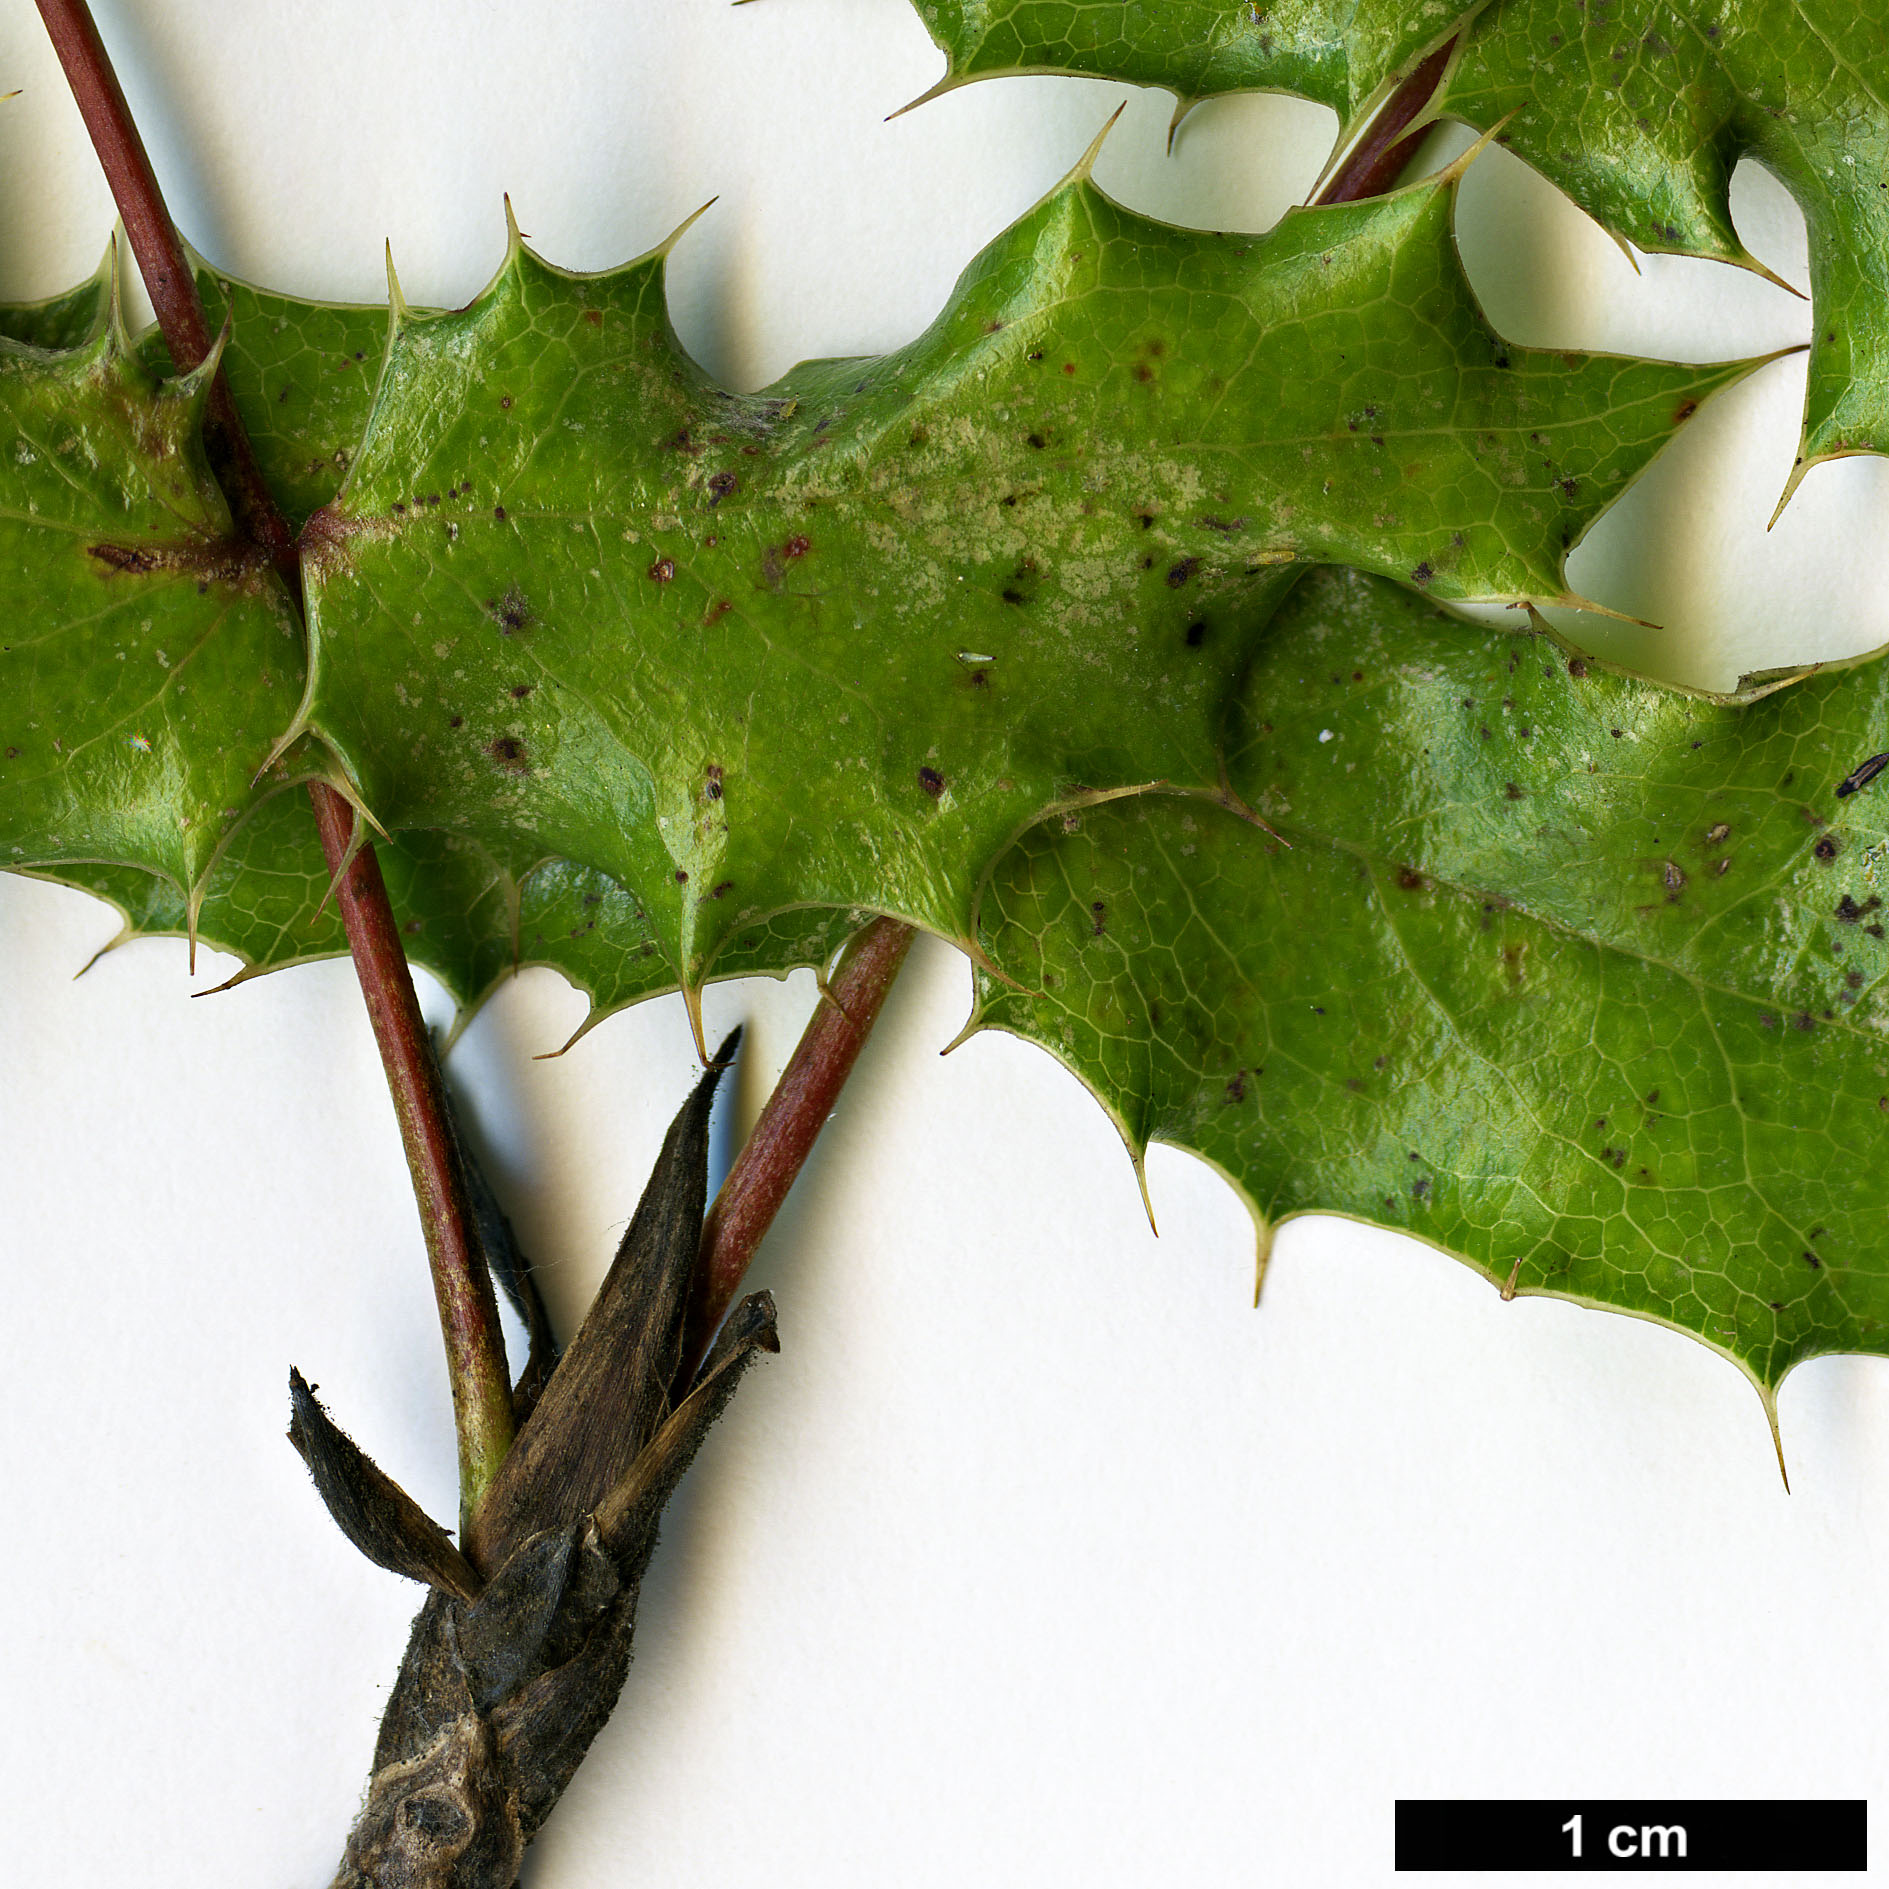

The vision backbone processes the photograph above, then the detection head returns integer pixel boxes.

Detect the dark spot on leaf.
[1026,432,1047,449]
[1805,1250,1822,1268]
[448,715,462,729]
[493,504,507,522]
[1090,900,1107,936]
[1397,867,1426,891]
[648,557,676,584]
[1166,558,1199,588]
[1793,1011,1816,1031]
[674,869,688,884]
[712,880,735,899]
[490,584,534,634]
[1567,658,1588,679]
[784,535,811,559]
[1847,968,1865,990]
[1837,752,1889,797]
[487,736,528,773]
[499,394,512,409]
[705,764,723,802]
[1225,1070,1247,1104]
[705,598,732,625]
[1411,561,1434,586]
[1411,1177,1430,1199]
[1814,835,1841,862]
[1132,362,1154,382]
[1185,621,1207,648]
[510,683,533,699]
[708,470,738,504]
[1673,397,1698,424]
[918,766,944,799]
[88,543,169,575]
[1504,782,1524,800]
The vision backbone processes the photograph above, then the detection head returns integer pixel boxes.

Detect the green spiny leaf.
[903,0,1472,122]
[0,296,302,899]
[1445,1,1886,475]
[297,161,1742,995]
[45,789,854,1032]
[904,0,1889,476]
[973,565,1889,1398]
[134,259,392,532]
[6,264,848,1024]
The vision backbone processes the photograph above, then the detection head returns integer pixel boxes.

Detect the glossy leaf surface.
[973,567,1889,1393]
[907,0,1889,472]
[299,163,1740,992]
[0,302,301,898]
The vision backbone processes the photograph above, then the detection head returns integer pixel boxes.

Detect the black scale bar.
[1396,1800,1865,1871]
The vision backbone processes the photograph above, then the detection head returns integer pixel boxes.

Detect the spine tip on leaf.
[1068,102,1127,189]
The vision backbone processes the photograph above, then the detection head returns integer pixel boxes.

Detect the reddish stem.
[308,789,517,1518]
[37,0,515,1525]
[1316,38,1456,206]
[683,916,916,1373]
[34,0,296,579]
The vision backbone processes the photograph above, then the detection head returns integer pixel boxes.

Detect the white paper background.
[1,3,1885,1883]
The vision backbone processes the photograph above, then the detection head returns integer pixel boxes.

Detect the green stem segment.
[35,0,514,1529]
[682,916,916,1374]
